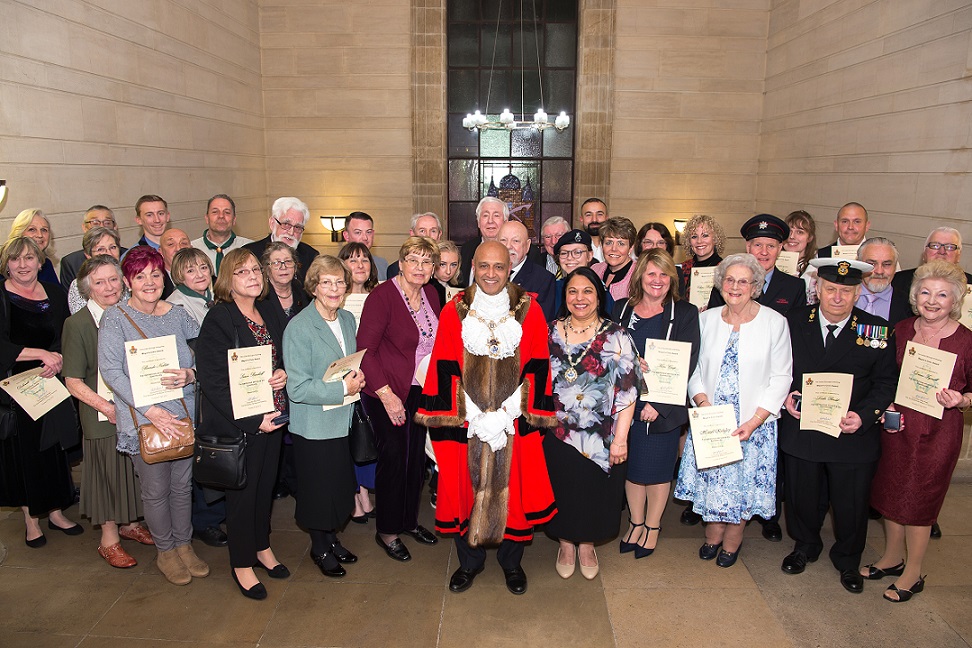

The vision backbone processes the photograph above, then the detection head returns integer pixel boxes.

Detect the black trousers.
[783,453,877,572]
[362,387,426,536]
[225,431,282,568]
[455,534,524,571]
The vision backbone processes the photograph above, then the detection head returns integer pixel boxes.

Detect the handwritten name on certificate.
[689,267,716,309]
[775,250,800,276]
[0,367,71,421]
[322,349,366,411]
[800,372,853,437]
[342,294,368,330]
[228,346,275,420]
[895,341,957,420]
[689,405,743,470]
[640,339,691,405]
[125,335,182,408]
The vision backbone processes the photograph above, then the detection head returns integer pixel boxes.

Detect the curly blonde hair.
[680,214,726,258]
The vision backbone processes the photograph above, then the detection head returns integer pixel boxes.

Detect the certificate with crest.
[895,341,956,419]
[342,293,368,330]
[800,372,853,437]
[125,335,182,408]
[831,245,860,260]
[775,251,800,276]
[228,346,275,420]
[445,285,463,303]
[0,367,71,421]
[639,339,691,405]
[689,267,716,309]
[689,405,743,469]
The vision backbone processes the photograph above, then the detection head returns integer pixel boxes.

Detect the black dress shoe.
[449,566,484,593]
[25,532,46,548]
[350,514,369,524]
[331,542,358,564]
[272,485,291,500]
[232,570,268,600]
[840,569,864,593]
[781,550,815,575]
[761,520,782,542]
[194,526,228,547]
[311,551,346,578]
[404,525,438,545]
[931,522,942,538]
[698,542,721,560]
[716,546,741,568]
[47,520,84,536]
[253,561,291,579]
[503,566,528,595]
[680,506,702,526]
[375,533,411,562]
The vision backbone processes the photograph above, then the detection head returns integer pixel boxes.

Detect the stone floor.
[1,483,971,648]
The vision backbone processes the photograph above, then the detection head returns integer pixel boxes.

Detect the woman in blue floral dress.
[675,254,792,568]
[546,267,639,580]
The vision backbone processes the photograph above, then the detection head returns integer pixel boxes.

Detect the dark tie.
[825,324,838,350]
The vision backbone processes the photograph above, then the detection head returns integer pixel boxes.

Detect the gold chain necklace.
[468,308,515,358]
[562,319,604,383]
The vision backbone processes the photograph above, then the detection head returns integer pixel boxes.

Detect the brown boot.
[176,543,210,578]
[157,548,191,585]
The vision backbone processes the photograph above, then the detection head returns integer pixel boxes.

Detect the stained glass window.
[447,0,577,246]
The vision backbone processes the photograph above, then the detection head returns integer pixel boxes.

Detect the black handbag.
[194,433,247,490]
[349,401,378,464]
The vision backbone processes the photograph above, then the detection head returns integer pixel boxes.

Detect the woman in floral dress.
[545,267,639,580]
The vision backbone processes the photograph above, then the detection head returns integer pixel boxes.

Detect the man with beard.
[192,194,252,275]
[580,198,608,262]
[244,197,319,284]
[416,241,557,595]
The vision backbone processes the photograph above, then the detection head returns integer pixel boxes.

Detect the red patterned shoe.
[98,543,137,569]
[119,525,155,545]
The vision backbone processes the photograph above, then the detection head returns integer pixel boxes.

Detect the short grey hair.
[271,196,310,225]
[541,216,569,231]
[924,227,962,248]
[410,212,441,231]
[475,196,509,219]
[77,255,123,300]
[714,253,765,300]
[82,227,121,257]
[857,237,898,265]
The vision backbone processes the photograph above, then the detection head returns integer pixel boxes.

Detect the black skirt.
[292,434,356,530]
[543,433,627,543]
[0,407,74,516]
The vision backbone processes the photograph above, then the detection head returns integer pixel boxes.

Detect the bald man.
[499,220,556,321]
[159,228,191,299]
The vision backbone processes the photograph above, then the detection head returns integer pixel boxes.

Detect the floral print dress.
[548,321,640,473]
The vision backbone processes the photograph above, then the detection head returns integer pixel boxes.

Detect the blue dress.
[674,331,777,523]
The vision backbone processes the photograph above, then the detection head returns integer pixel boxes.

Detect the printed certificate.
[800,372,853,437]
[689,267,716,309]
[959,285,972,331]
[228,346,275,420]
[445,285,462,303]
[640,339,691,405]
[831,245,860,260]
[688,405,743,469]
[125,335,182,408]
[322,349,366,411]
[895,341,957,419]
[775,251,800,276]
[97,370,114,422]
[0,367,71,421]
[342,293,368,330]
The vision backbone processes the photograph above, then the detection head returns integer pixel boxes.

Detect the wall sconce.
[0,180,7,207]
[673,218,688,246]
[320,215,347,243]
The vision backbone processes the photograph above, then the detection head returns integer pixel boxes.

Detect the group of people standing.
[0,194,967,608]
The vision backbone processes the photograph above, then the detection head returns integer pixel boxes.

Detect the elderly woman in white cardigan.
[675,253,792,568]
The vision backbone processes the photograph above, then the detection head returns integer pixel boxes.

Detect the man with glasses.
[192,194,252,275]
[244,196,319,284]
[60,205,128,290]
[343,211,389,280]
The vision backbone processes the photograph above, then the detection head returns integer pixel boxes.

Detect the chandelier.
[462,0,571,133]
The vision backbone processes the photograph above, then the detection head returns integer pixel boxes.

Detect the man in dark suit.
[460,197,543,286]
[244,197,319,284]
[60,206,128,290]
[499,220,556,321]
[779,258,898,595]
[816,202,870,258]
[386,212,443,280]
[891,227,972,319]
[856,238,913,325]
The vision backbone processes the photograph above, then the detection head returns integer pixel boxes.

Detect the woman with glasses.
[635,223,676,256]
[357,236,442,562]
[591,217,638,302]
[67,227,124,314]
[284,256,366,577]
[674,253,791,568]
[261,242,308,322]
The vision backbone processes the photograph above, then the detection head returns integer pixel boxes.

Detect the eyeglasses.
[558,249,588,259]
[723,277,755,287]
[642,239,667,249]
[273,217,306,234]
[403,257,434,268]
[319,280,348,291]
[85,219,116,228]
[232,267,262,277]
[927,243,960,252]
[269,259,295,269]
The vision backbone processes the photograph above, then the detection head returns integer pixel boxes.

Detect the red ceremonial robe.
[415,283,557,545]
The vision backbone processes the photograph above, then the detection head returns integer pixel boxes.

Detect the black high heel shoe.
[620,520,645,554]
[884,576,925,603]
[861,560,905,580]
[231,569,267,600]
[635,526,661,559]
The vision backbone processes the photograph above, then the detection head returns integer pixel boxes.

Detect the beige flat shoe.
[579,548,599,580]
[556,545,575,579]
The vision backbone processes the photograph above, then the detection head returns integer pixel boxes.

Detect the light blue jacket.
[283,305,357,440]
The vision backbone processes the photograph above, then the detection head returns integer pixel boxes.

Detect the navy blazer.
[779,306,897,464]
[511,259,556,321]
[708,268,807,315]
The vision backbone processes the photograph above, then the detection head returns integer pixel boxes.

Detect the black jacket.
[511,259,556,321]
[708,268,807,315]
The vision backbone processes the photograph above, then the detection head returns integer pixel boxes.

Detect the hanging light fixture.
[462,0,570,133]
[320,215,347,243]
